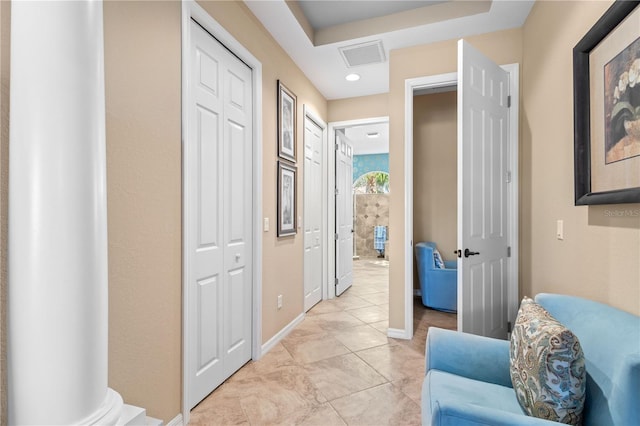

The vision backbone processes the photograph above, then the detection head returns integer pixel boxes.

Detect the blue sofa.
[422,293,640,425]
[415,242,457,312]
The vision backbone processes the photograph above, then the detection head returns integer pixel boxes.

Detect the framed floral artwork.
[574,0,640,205]
[277,161,296,237]
[277,80,296,163]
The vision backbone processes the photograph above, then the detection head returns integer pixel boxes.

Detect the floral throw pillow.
[433,249,445,269]
[509,297,586,425]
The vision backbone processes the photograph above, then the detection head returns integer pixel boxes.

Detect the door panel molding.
[303,106,326,311]
[182,2,262,423]
[335,131,354,296]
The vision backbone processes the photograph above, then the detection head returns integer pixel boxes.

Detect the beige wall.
[327,93,388,122]
[521,0,640,315]
[104,1,182,421]
[413,92,457,289]
[388,28,523,330]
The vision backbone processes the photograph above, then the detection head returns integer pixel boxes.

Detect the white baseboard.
[165,413,183,426]
[387,327,410,340]
[146,416,163,426]
[261,313,305,355]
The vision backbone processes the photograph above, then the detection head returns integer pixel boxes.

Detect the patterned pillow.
[433,248,445,269]
[509,297,586,425]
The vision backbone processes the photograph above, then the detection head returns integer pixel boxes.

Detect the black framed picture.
[573,0,640,205]
[277,161,296,237]
[277,80,297,163]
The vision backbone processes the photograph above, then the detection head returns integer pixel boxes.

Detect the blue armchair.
[422,293,640,425]
[415,242,457,313]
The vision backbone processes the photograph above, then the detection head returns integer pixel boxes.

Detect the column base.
[79,388,123,426]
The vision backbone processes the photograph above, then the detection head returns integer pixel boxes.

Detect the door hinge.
[505,170,512,183]
[334,233,339,240]
[335,143,339,151]
[507,95,511,108]
[335,187,339,195]
[507,246,511,257]
[335,277,339,285]
[507,321,512,333]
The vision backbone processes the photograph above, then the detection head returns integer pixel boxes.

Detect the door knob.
[464,248,480,257]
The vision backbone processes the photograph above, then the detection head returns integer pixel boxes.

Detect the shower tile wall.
[355,194,389,258]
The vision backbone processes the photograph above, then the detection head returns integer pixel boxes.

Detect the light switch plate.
[556,220,564,240]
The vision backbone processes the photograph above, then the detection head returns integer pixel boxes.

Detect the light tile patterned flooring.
[190,259,457,425]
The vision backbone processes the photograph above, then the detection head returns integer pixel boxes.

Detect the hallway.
[190,259,456,425]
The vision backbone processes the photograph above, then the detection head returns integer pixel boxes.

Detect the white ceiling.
[344,123,389,155]
[244,0,533,155]
[244,0,534,100]
[297,1,447,30]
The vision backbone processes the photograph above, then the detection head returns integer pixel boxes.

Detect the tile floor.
[190,259,457,425]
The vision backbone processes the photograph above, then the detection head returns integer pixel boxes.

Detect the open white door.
[335,131,354,296]
[304,116,323,311]
[457,39,510,339]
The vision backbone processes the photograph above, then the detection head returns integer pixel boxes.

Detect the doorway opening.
[404,60,520,341]
[327,117,391,332]
[412,88,459,336]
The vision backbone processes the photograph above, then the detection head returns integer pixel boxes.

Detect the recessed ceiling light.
[366,132,379,138]
[345,73,360,82]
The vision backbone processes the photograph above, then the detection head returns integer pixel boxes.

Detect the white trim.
[387,328,407,339]
[165,414,184,426]
[400,73,458,339]
[403,65,519,340]
[181,2,263,423]
[303,106,328,304]
[404,73,456,341]
[503,63,520,327]
[261,313,305,355]
[327,117,389,301]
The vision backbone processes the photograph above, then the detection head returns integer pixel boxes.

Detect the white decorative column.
[8,1,123,424]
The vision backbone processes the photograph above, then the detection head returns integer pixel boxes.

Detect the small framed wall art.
[277,80,297,163]
[277,160,297,237]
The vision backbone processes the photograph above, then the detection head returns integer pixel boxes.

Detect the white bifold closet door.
[187,20,253,409]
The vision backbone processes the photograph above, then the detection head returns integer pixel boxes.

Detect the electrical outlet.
[277,294,283,309]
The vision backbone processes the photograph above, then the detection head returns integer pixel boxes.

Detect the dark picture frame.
[277,161,297,237]
[573,0,640,205]
[277,80,297,163]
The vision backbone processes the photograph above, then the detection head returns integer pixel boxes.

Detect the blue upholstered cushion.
[423,369,525,423]
[510,297,586,425]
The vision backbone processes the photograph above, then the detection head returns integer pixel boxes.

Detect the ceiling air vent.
[339,40,386,68]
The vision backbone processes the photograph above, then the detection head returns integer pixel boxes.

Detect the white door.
[457,39,510,339]
[304,117,323,311]
[335,131,354,296]
[187,21,253,409]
